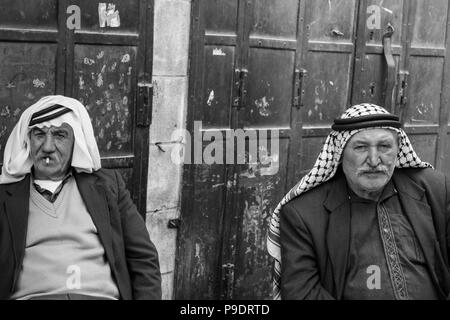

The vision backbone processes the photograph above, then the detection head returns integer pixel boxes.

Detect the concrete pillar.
[147,0,191,300]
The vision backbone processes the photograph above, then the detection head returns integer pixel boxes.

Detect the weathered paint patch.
[254,96,272,117]
[98,3,120,28]
[212,48,226,56]
[206,90,215,106]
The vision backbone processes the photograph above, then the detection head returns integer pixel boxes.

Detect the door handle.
[382,23,396,113]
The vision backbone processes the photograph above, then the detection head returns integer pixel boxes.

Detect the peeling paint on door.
[254,96,272,117]
[206,90,215,106]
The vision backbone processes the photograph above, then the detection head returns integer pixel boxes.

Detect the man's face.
[342,128,398,200]
[30,123,74,181]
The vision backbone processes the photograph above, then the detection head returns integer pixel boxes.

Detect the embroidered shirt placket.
[377,203,409,300]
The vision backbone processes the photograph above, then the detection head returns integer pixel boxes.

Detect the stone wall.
[146,0,191,300]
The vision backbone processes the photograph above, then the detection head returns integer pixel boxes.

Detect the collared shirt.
[32,170,73,203]
[343,180,439,300]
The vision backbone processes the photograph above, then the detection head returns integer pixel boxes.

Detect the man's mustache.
[357,167,389,175]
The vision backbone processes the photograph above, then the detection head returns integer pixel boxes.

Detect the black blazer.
[0,169,161,300]
[280,167,450,299]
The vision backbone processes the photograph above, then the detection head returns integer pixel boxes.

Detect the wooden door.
[0,0,153,214]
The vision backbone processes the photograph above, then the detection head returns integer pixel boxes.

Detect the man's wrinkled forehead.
[30,122,74,134]
[347,128,399,143]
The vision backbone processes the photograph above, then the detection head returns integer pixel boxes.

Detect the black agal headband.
[331,113,402,131]
[29,104,72,126]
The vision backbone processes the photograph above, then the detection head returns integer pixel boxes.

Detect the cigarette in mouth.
[45,157,50,165]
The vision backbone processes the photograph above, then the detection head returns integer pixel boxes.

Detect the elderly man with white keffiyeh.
[267,103,450,300]
[0,95,161,300]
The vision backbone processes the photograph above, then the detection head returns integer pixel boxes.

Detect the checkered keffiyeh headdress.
[266,103,432,300]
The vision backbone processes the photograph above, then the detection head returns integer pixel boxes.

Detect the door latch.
[396,70,409,123]
[232,68,249,110]
[221,263,235,299]
[293,68,307,109]
[137,80,153,127]
[396,70,409,106]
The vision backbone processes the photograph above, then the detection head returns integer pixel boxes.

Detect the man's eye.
[54,132,67,139]
[33,131,45,137]
[354,145,366,151]
[379,144,392,151]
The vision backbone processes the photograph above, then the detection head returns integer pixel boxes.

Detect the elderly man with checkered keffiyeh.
[267,103,450,300]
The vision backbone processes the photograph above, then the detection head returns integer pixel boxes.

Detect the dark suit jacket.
[280,167,450,300]
[0,168,161,300]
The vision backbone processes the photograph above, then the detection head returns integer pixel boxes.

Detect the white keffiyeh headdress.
[266,103,432,300]
[0,95,101,184]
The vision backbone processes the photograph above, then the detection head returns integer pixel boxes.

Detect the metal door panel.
[411,0,448,49]
[308,0,357,43]
[405,56,443,125]
[202,45,236,130]
[251,0,300,39]
[0,0,57,30]
[204,0,239,34]
[242,48,295,129]
[302,52,353,125]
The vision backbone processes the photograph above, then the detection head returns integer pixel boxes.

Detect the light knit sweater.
[12,177,120,300]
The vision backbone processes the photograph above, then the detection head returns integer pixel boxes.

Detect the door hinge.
[396,70,409,106]
[137,80,153,127]
[232,68,249,110]
[293,68,307,108]
[221,263,235,299]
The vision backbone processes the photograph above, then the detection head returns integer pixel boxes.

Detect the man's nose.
[42,134,56,152]
[367,147,380,167]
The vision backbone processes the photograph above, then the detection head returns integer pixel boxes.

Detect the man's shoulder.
[395,167,446,186]
[282,177,334,219]
[75,168,121,189]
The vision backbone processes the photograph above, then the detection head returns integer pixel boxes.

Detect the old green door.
[0,0,153,214]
